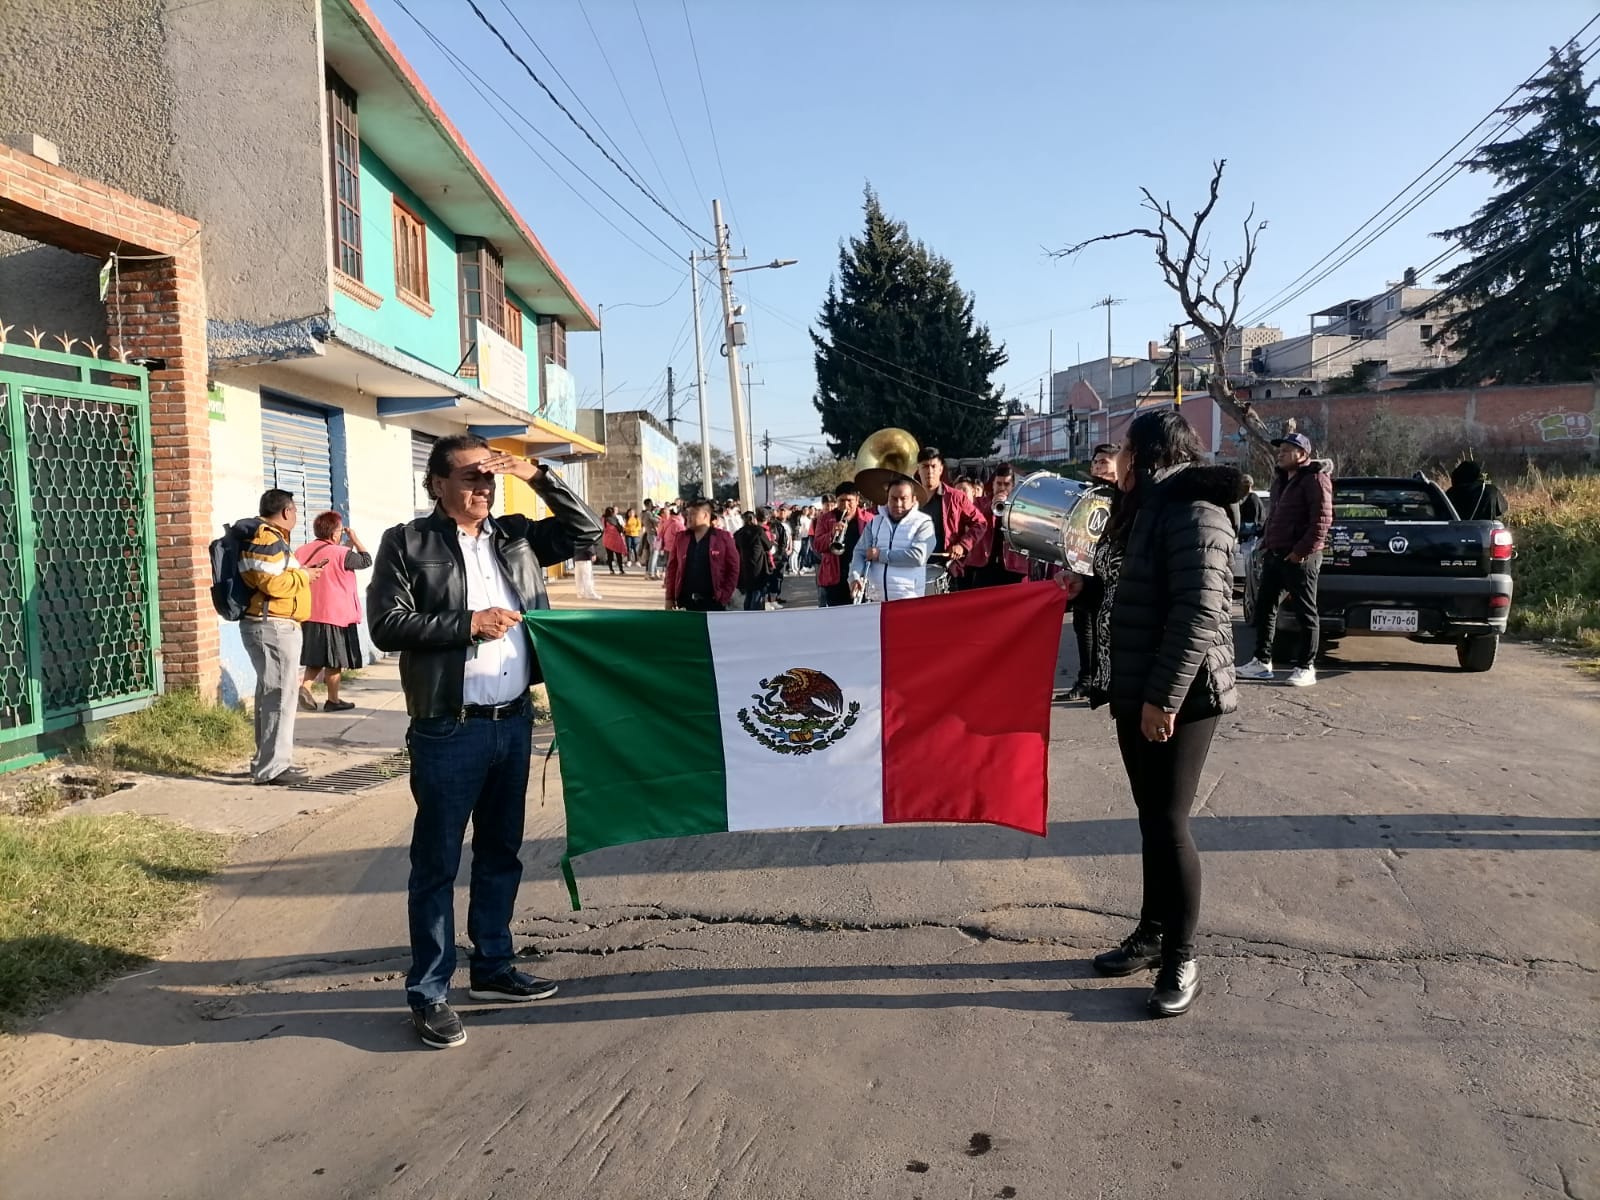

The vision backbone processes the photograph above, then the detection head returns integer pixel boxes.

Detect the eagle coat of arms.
[736,667,862,756]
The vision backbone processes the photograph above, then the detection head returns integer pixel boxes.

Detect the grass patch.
[97,689,255,777]
[1505,472,1600,667]
[0,813,229,1030]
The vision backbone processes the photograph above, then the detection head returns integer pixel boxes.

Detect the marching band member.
[850,479,936,602]
[913,447,986,589]
[812,483,871,608]
[973,463,1027,587]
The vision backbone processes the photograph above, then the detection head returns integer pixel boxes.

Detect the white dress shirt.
[459,519,532,705]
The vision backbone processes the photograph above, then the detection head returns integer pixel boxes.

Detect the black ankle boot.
[1092,920,1163,977]
[1148,951,1201,1017]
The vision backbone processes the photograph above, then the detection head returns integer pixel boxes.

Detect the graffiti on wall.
[1514,408,1595,443]
[639,421,678,504]
[542,362,577,431]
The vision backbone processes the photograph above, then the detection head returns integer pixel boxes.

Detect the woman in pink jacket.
[295,512,372,712]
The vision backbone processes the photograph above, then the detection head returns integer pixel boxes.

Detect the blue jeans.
[404,703,533,1008]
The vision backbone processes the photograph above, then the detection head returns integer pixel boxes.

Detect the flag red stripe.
[880,582,1066,836]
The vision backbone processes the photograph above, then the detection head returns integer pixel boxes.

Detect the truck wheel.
[1456,635,1498,672]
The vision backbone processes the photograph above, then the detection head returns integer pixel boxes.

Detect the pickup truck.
[1242,475,1515,672]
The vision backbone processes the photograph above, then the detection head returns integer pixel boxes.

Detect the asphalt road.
[2,618,1595,1200]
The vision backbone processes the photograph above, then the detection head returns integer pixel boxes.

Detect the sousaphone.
[853,426,928,505]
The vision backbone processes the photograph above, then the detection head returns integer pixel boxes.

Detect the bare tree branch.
[1051,227,1162,258]
[1050,160,1275,453]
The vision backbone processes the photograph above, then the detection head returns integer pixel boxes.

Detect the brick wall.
[588,413,644,516]
[1,143,218,696]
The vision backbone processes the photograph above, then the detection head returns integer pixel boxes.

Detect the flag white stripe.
[708,605,885,831]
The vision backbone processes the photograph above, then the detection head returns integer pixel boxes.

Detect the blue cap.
[1272,433,1313,454]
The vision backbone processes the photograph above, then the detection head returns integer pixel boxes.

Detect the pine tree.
[1430,43,1600,385]
[811,189,1007,458]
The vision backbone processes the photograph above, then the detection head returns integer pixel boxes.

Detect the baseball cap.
[1272,432,1313,454]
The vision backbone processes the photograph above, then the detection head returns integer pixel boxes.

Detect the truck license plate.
[1370,609,1419,633]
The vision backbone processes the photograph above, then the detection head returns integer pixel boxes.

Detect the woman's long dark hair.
[1104,409,1205,544]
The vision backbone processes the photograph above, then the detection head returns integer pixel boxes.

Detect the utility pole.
[1094,295,1124,400]
[665,365,676,437]
[1048,328,1054,410]
[761,430,772,506]
[689,250,712,498]
[713,198,755,510]
[1172,324,1184,406]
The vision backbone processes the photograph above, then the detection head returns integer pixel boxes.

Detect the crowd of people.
[643,445,1128,612]
[228,412,1395,1044]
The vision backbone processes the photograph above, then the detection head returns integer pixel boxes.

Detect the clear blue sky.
[370,0,1597,465]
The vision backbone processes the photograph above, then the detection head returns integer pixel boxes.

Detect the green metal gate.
[0,344,159,763]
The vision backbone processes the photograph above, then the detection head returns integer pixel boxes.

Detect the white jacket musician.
[849,481,936,602]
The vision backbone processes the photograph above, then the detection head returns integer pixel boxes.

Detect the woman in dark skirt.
[1085,410,1246,1018]
[295,511,372,712]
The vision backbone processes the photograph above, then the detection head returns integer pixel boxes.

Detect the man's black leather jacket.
[366,470,602,718]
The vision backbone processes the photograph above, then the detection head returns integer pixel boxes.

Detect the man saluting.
[368,435,602,1050]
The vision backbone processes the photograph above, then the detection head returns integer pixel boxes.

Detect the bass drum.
[1000,471,1111,574]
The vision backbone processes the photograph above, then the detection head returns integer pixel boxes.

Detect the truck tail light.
[1490,594,1510,609]
[1491,529,1514,560]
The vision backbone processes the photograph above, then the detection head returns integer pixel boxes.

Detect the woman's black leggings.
[1113,712,1219,957]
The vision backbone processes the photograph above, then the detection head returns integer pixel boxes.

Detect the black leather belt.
[459,696,530,722]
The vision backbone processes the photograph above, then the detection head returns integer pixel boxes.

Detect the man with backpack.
[235,489,322,785]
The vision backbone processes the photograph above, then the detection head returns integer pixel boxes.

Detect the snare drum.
[924,563,950,596]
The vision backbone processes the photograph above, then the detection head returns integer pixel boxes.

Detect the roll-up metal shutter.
[261,396,334,547]
[412,430,437,516]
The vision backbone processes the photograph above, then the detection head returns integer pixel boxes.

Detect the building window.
[502,299,523,349]
[456,237,505,375]
[392,200,429,307]
[538,315,568,369]
[326,68,363,281]
[1385,293,1398,311]
[1419,324,1434,342]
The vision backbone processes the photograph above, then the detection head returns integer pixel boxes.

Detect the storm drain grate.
[289,750,412,794]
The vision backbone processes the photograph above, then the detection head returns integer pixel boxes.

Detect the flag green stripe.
[525,610,728,859]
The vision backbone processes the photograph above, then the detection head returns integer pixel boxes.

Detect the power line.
[632,0,707,208]
[575,0,691,222]
[461,0,712,247]
[1241,18,1600,327]
[391,0,687,272]
[747,295,1010,404]
[490,0,681,224]
[680,0,739,230]
[1287,160,1600,381]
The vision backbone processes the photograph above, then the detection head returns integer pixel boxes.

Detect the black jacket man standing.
[367,434,601,1049]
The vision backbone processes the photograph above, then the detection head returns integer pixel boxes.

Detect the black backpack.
[208,519,258,621]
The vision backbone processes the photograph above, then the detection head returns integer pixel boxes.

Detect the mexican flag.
[527,583,1067,907]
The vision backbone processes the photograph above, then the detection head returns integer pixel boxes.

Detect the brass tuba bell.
[853,427,926,505]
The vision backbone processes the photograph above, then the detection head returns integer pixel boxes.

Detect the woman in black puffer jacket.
[1084,409,1246,1018]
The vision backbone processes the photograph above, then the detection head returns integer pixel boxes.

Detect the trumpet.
[829,518,850,555]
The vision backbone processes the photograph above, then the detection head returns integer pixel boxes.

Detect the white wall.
[208,365,436,702]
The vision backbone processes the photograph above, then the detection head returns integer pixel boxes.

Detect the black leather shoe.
[1148,953,1201,1017]
[411,1000,466,1048]
[1092,921,1163,977]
